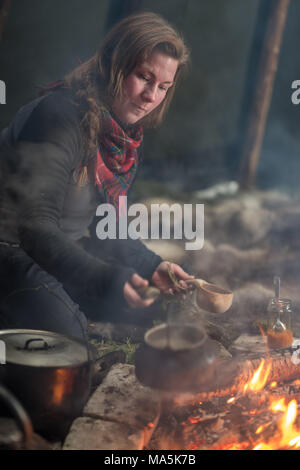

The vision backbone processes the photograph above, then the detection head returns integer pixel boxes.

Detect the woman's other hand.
[123,273,155,308]
[151,261,194,294]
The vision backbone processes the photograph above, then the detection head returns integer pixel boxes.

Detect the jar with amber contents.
[267,298,293,349]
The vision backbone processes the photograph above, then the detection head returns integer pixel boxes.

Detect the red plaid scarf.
[94,106,143,213]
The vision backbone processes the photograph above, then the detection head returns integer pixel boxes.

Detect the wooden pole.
[238,0,290,189]
[0,0,11,41]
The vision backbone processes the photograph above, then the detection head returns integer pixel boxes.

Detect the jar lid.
[269,297,292,309]
[0,329,89,368]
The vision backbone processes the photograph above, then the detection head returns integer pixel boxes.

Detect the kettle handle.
[0,384,33,444]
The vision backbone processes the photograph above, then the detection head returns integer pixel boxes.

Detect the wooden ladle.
[186,279,233,314]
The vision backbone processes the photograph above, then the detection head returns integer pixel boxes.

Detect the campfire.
[146,341,300,451]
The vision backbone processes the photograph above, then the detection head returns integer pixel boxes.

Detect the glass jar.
[267,298,293,349]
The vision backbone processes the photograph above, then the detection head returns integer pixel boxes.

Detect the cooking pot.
[0,329,93,440]
[135,323,219,393]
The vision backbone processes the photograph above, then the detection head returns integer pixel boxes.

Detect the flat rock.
[228,334,267,357]
[63,417,144,450]
[229,333,300,358]
[84,363,161,444]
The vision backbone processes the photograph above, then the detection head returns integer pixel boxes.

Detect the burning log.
[147,357,300,451]
[195,348,300,400]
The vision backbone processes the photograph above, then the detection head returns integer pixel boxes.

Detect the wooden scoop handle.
[186,279,232,295]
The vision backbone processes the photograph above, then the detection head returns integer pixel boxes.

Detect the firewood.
[195,348,300,400]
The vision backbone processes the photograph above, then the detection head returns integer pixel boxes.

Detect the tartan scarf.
[94,106,143,213]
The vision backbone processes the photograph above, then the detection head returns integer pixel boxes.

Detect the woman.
[0,12,192,341]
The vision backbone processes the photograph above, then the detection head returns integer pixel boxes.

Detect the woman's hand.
[151,261,194,294]
[123,273,155,308]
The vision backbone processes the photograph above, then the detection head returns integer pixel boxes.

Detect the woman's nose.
[142,85,157,103]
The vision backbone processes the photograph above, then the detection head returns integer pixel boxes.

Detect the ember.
[147,353,300,451]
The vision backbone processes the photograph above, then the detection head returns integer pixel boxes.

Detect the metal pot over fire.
[135,322,219,393]
[0,329,93,440]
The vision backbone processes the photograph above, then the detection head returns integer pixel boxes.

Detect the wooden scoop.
[186,279,233,313]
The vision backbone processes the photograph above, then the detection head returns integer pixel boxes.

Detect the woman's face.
[112,50,178,126]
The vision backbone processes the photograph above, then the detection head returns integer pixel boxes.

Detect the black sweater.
[0,90,162,300]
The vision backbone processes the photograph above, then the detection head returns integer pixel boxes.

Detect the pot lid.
[0,329,90,367]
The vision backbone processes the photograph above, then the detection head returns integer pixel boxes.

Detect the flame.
[255,424,270,434]
[255,425,264,434]
[179,350,300,450]
[270,397,286,412]
[225,359,300,450]
[254,398,300,450]
[243,359,271,393]
[227,397,235,404]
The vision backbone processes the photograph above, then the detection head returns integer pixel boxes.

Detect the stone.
[63,417,144,450]
[83,363,161,445]
[228,334,267,357]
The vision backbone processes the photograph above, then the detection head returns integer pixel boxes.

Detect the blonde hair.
[65,12,190,156]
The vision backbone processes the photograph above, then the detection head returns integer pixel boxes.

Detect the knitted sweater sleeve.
[7,93,135,299]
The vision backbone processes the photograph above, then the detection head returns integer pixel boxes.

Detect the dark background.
[1,0,300,194]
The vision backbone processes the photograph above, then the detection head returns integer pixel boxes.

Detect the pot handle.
[0,384,33,444]
[23,338,50,350]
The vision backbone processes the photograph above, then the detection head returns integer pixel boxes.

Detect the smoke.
[258,120,300,193]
